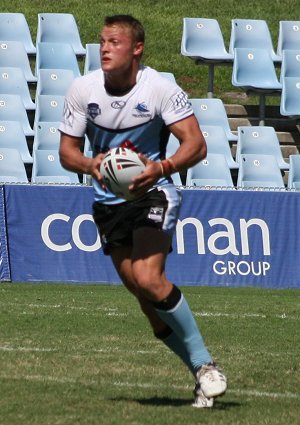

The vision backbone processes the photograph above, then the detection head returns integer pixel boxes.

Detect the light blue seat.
[32,121,61,151]
[186,153,234,189]
[35,42,81,77]
[190,98,237,141]
[236,126,289,170]
[232,48,282,125]
[229,19,281,63]
[0,67,35,110]
[37,13,86,56]
[0,147,28,182]
[201,125,238,169]
[288,154,300,190]
[36,69,75,95]
[280,50,300,82]
[181,17,233,98]
[0,41,37,83]
[34,94,65,130]
[84,43,101,74]
[0,13,36,55]
[0,94,34,136]
[237,154,285,190]
[32,149,79,183]
[280,76,300,117]
[277,21,300,58]
[0,121,32,163]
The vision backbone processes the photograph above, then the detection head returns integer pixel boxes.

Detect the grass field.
[0,283,299,425]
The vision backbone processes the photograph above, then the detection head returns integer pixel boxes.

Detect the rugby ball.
[100,147,146,200]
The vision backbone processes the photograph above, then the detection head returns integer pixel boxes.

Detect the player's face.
[100,25,141,74]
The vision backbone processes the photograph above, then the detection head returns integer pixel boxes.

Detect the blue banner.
[0,186,10,281]
[4,185,300,288]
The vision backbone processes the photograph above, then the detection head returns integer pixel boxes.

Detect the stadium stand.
[277,21,300,58]
[84,43,101,74]
[0,67,35,110]
[0,147,29,182]
[279,49,300,82]
[0,121,33,164]
[287,154,300,190]
[36,69,75,96]
[0,41,37,83]
[280,76,300,117]
[0,94,34,136]
[34,94,65,130]
[32,121,61,151]
[35,42,81,78]
[0,13,36,55]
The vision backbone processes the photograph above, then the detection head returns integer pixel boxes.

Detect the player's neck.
[104,65,140,96]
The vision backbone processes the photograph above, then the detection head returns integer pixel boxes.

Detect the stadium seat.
[0,41,37,83]
[83,43,101,74]
[229,19,281,63]
[34,94,65,130]
[31,149,80,183]
[32,121,61,151]
[181,17,233,98]
[0,121,32,163]
[236,126,289,170]
[190,98,238,141]
[237,154,285,190]
[0,67,35,110]
[36,69,75,95]
[279,49,300,82]
[36,13,86,56]
[0,94,34,136]
[287,154,300,190]
[186,153,234,189]
[277,21,300,58]
[280,76,300,117]
[35,42,81,78]
[0,147,28,182]
[201,125,238,169]
[232,48,282,125]
[0,13,36,55]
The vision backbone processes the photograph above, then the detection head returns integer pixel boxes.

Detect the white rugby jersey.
[59,65,193,204]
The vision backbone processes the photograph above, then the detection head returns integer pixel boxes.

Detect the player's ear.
[133,42,144,58]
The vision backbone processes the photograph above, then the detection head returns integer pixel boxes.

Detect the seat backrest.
[0,94,34,136]
[232,48,281,89]
[0,120,32,163]
[37,13,86,55]
[84,43,101,74]
[32,121,61,151]
[229,19,280,62]
[277,21,300,57]
[181,17,232,59]
[190,98,237,141]
[237,126,289,169]
[0,147,28,182]
[35,42,81,77]
[32,149,79,183]
[186,153,234,187]
[0,41,37,82]
[288,154,300,189]
[280,76,300,117]
[34,94,65,129]
[0,66,35,110]
[0,13,36,55]
[280,49,300,82]
[237,153,285,189]
[201,125,238,169]
[36,69,75,95]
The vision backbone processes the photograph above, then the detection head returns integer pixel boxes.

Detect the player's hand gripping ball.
[100,147,146,200]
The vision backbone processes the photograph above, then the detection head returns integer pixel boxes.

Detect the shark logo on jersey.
[133,102,151,118]
[87,103,101,119]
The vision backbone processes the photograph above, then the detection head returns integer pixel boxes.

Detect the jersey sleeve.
[160,85,194,127]
[59,79,88,138]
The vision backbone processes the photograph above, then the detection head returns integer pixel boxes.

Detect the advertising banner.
[0,186,10,281]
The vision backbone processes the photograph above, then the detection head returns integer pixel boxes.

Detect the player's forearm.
[168,138,207,173]
[59,146,93,175]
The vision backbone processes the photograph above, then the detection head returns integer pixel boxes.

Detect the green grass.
[0,283,299,425]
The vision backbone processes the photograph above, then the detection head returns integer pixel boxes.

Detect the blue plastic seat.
[37,13,86,56]
[32,121,61,151]
[0,147,28,182]
[232,48,282,125]
[84,43,101,74]
[236,126,289,170]
[277,21,300,58]
[288,154,300,190]
[229,19,281,63]
[35,42,81,77]
[0,120,32,163]
[201,125,238,169]
[190,98,237,141]
[0,94,34,136]
[280,76,300,117]
[31,149,79,183]
[186,153,234,189]
[237,154,285,190]
[0,13,36,55]
[0,67,35,110]
[280,49,300,82]
[0,41,37,83]
[34,94,65,130]
[36,69,75,95]
[181,17,233,98]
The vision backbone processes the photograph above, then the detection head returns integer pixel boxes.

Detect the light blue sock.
[161,330,194,374]
[155,292,212,372]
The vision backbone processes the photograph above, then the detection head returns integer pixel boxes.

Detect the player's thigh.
[110,245,138,295]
